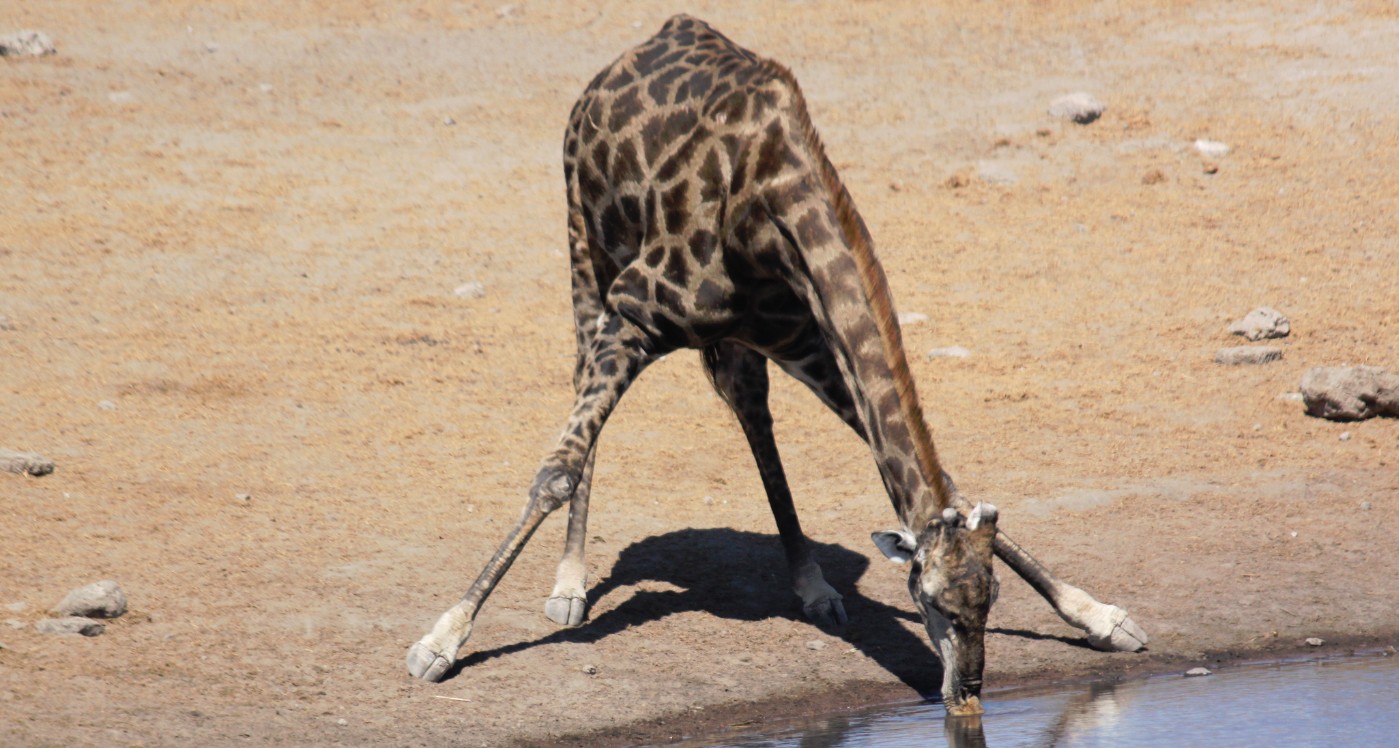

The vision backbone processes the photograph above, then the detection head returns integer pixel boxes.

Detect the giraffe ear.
[871,529,918,564]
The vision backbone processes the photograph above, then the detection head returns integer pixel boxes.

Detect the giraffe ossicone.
[407,14,1145,714]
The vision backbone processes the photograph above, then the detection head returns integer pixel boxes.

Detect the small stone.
[203,42,219,53]
[98,400,117,411]
[1279,392,1305,402]
[1300,366,1399,421]
[107,91,136,104]
[1339,432,1351,442]
[1290,531,1298,538]
[1306,637,1324,647]
[235,493,251,503]
[52,580,127,619]
[336,718,348,726]
[582,664,598,675]
[1195,139,1230,158]
[806,640,828,651]
[1360,501,1372,511]
[453,281,486,300]
[0,449,54,477]
[1048,93,1105,124]
[5,619,25,629]
[1214,346,1282,365]
[1185,667,1212,677]
[0,315,14,330]
[443,116,456,126]
[4,602,26,613]
[35,617,105,636]
[496,4,519,18]
[0,30,57,57]
[1227,307,1290,341]
[898,312,929,326]
[927,346,971,359]
[258,83,274,93]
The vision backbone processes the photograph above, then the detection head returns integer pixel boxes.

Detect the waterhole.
[682,653,1399,747]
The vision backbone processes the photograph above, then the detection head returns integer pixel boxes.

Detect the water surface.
[682,654,1399,747]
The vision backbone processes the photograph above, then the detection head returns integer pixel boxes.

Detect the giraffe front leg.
[408,312,662,680]
[994,531,1148,652]
[544,449,595,626]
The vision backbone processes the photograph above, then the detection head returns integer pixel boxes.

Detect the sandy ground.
[2,1,1397,745]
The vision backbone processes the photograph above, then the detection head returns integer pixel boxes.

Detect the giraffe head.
[872,502,999,716]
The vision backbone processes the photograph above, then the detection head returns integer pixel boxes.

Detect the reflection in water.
[683,655,1399,747]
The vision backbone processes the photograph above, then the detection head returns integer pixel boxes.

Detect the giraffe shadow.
[448,527,955,692]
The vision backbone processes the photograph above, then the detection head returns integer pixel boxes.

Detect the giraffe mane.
[764,61,952,524]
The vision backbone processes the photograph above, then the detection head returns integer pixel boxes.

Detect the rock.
[581,664,598,675]
[1306,637,1324,647]
[1185,667,1212,677]
[336,718,348,726]
[1339,432,1351,442]
[1278,392,1304,402]
[1361,501,1373,511]
[898,312,928,326]
[453,281,486,299]
[1214,346,1282,365]
[98,400,117,411]
[1227,307,1290,341]
[806,639,828,651]
[0,30,56,57]
[52,580,127,619]
[0,449,54,477]
[0,315,14,330]
[1300,366,1399,421]
[235,493,252,503]
[1195,139,1230,158]
[1048,93,1105,124]
[927,346,972,359]
[35,617,105,636]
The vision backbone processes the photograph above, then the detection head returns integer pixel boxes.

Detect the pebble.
[0,30,57,57]
[98,400,117,411]
[1195,139,1230,158]
[1300,365,1399,421]
[806,639,828,651]
[1227,307,1290,341]
[1048,93,1105,124]
[4,602,26,613]
[443,116,456,126]
[898,312,929,326]
[1338,432,1351,442]
[235,493,252,503]
[1185,667,1212,677]
[35,617,105,636]
[52,580,128,619]
[582,664,598,675]
[1278,392,1305,401]
[453,281,486,300]
[336,718,348,726]
[5,619,25,629]
[927,346,971,359]
[0,449,55,477]
[0,314,14,330]
[1306,637,1324,647]
[1214,346,1281,365]
[1361,501,1372,511]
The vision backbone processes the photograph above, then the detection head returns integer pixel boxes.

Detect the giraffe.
[407,15,1146,715]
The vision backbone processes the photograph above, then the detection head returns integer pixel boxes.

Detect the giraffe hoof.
[406,641,456,682]
[1085,605,1149,652]
[544,594,588,627]
[804,596,849,628]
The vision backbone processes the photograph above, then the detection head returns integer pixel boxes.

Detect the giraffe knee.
[529,465,574,513]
